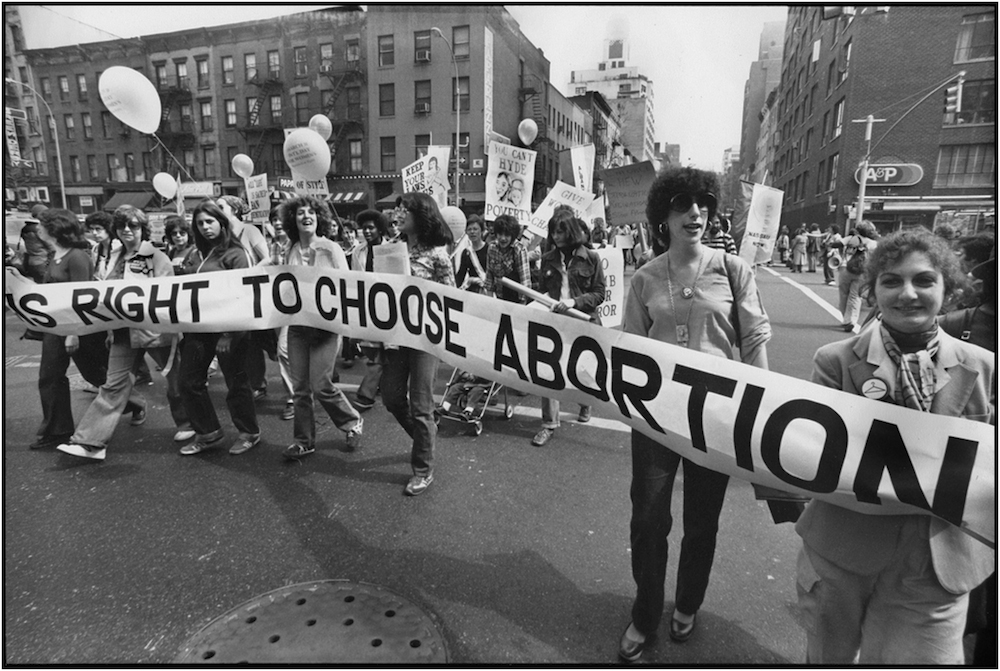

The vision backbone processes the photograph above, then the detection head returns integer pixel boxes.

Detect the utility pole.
[851,114,885,231]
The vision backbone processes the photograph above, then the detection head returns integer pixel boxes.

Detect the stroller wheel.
[504,405,514,420]
[470,421,483,436]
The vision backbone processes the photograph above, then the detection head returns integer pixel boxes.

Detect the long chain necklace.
[666,251,707,347]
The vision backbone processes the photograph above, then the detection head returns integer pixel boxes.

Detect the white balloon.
[231,153,254,179]
[308,114,333,141]
[99,66,162,135]
[152,172,177,199]
[439,205,467,241]
[517,118,538,145]
[283,128,331,181]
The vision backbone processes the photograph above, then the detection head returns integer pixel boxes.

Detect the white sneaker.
[57,443,106,461]
[173,429,196,443]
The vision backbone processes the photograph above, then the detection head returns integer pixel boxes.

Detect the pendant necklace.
[666,251,707,347]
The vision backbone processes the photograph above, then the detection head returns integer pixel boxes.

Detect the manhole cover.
[175,580,447,664]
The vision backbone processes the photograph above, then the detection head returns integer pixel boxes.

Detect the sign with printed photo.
[484,141,536,224]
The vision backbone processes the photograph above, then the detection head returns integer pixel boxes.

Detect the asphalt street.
[4,264,854,664]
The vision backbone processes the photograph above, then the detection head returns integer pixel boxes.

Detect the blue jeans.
[541,398,590,429]
[629,429,730,636]
[180,332,258,440]
[287,326,360,448]
[838,269,864,326]
[381,347,439,477]
[37,331,108,440]
[70,329,187,449]
[356,346,384,404]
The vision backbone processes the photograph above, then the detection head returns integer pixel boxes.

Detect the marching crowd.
[6,164,995,665]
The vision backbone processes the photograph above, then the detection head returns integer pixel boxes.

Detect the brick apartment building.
[768,5,995,235]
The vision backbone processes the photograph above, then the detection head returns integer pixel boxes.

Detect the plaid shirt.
[484,240,532,302]
[702,229,737,255]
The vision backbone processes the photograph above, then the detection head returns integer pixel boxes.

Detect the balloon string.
[150,134,197,183]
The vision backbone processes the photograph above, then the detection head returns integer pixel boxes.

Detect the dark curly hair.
[863,228,968,303]
[282,195,333,245]
[396,192,453,247]
[491,214,522,240]
[191,199,238,255]
[84,211,113,236]
[646,166,719,254]
[356,209,391,240]
[39,209,90,249]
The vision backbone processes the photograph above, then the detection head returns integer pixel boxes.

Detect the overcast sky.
[16,3,789,171]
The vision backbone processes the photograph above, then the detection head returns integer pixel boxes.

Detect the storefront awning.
[375,191,403,208]
[330,191,368,204]
[103,192,154,212]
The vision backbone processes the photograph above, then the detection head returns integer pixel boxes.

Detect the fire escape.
[237,67,285,173]
[321,57,366,169]
[155,75,195,172]
[518,73,555,189]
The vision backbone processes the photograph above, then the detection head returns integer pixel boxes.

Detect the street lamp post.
[431,27,460,208]
[5,77,67,209]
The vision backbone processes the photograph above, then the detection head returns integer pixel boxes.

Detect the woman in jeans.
[280,196,363,459]
[531,208,606,446]
[30,210,108,451]
[618,167,771,661]
[383,192,455,496]
[58,205,187,460]
[178,200,260,456]
[348,209,393,412]
[837,221,879,332]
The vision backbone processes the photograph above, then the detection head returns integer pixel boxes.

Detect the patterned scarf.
[879,323,940,412]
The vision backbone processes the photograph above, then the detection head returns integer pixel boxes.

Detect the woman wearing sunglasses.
[618,167,771,660]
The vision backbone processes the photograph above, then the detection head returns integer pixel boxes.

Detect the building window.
[267,50,280,79]
[221,56,234,84]
[64,114,75,140]
[349,138,363,173]
[176,61,189,88]
[934,143,995,187]
[346,87,361,120]
[380,136,396,172]
[87,155,99,181]
[141,152,154,180]
[945,79,996,125]
[200,101,213,131]
[76,74,88,100]
[270,95,282,123]
[415,134,430,160]
[804,127,813,159]
[226,147,238,177]
[155,63,168,88]
[196,59,210,88]
[77,113,92,141]
[838,40,851,84]
[245,53,257,81]
[320,43,333,71]
[452,132,470,171]
[452,77,470,112]
[955,13,995,62]
[183,150,196,177]
[346,39,360,63]
[294,46,308,77]
[180,103,193,131]
[378,35,394,67]
[453,25,470,59]
[70,156,81,183]
[125,153,135,181]
[295,92,310,125]
[101,111,113,138]
[58,75,69,101]
[272,144,287,176]
[826,61,836,97]
[809,84,818,116]
[107,154,119,181]
[414,30,432,62]
[202,147,216,179]
[34,148,47,175]
[826,153,839,192]
[40,77,51,100]
[379,83,395,117]
[414,80,431,114]
[815,162,825,195]
[225,99,237,127]
[821,111,830,144]
[832,99,844,139]
[576,86,587,95]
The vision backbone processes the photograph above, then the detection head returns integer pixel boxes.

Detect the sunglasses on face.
[115,221,143,231]
[669,192,717,213]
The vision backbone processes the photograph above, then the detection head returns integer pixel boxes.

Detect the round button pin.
[861,378,888,400]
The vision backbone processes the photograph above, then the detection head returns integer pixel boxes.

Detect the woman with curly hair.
[164,215,199,275]
[795,228,993,664]
[177,200,260,456]
[383,192,455,496]
[618,167,771,660]
[483,214,532,303]
[280,196,363,459]
[30,210,108,451]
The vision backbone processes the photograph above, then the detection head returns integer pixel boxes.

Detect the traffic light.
[944,81,963,115]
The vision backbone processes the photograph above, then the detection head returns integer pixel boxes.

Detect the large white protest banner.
[244,174,269,223]
[738,182,783,267]
[484,141,536,223]
[594,248,624,328]
[5,266,994,547]
[526,180,596,239]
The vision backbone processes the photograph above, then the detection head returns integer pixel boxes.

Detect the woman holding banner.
[383,193,455,496]
[531,208,606,446]
[795,228,994,665]
[454,214,489,292]
[483,215,532,303]
[619,167,771,661]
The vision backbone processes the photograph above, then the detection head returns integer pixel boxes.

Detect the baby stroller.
[434,367,515,436]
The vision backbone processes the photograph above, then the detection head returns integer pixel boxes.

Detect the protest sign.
[600,161,657,228]
[737,181,783,267]
[585,197,607,230]
[245,174,269,223]
[526,181,596,239]
[484,141,536,223]
[291,172,330,199]
[402,157,427,196]
[424,146,451,209]
[372,241,410,275]
[569,144,595,194]
[5,266,995,547]
[594,248,624,328]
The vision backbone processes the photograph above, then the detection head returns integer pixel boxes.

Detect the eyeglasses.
[115,221,143,231]
[668,192,717,214]
[170,230,187,237]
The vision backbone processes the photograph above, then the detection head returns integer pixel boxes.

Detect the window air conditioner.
[415,49,431,62]
[415,102,430,114]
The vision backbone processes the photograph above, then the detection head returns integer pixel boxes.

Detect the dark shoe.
[669,612,696,643]
[283,443,315,460]
[404,474,434,496]
[618,622,647,662]
[180,432,225,455]
[29,435,70,450]
[531,427,554,446]
[577,406,592,423]
[281,401,295,420]
[130,408,147,426]
[252,388,267,401]
[135,375,153,386]
[351,395,375,412]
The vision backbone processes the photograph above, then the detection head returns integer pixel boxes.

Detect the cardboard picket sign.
[4,265,995,547]
[484,141,536,223]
